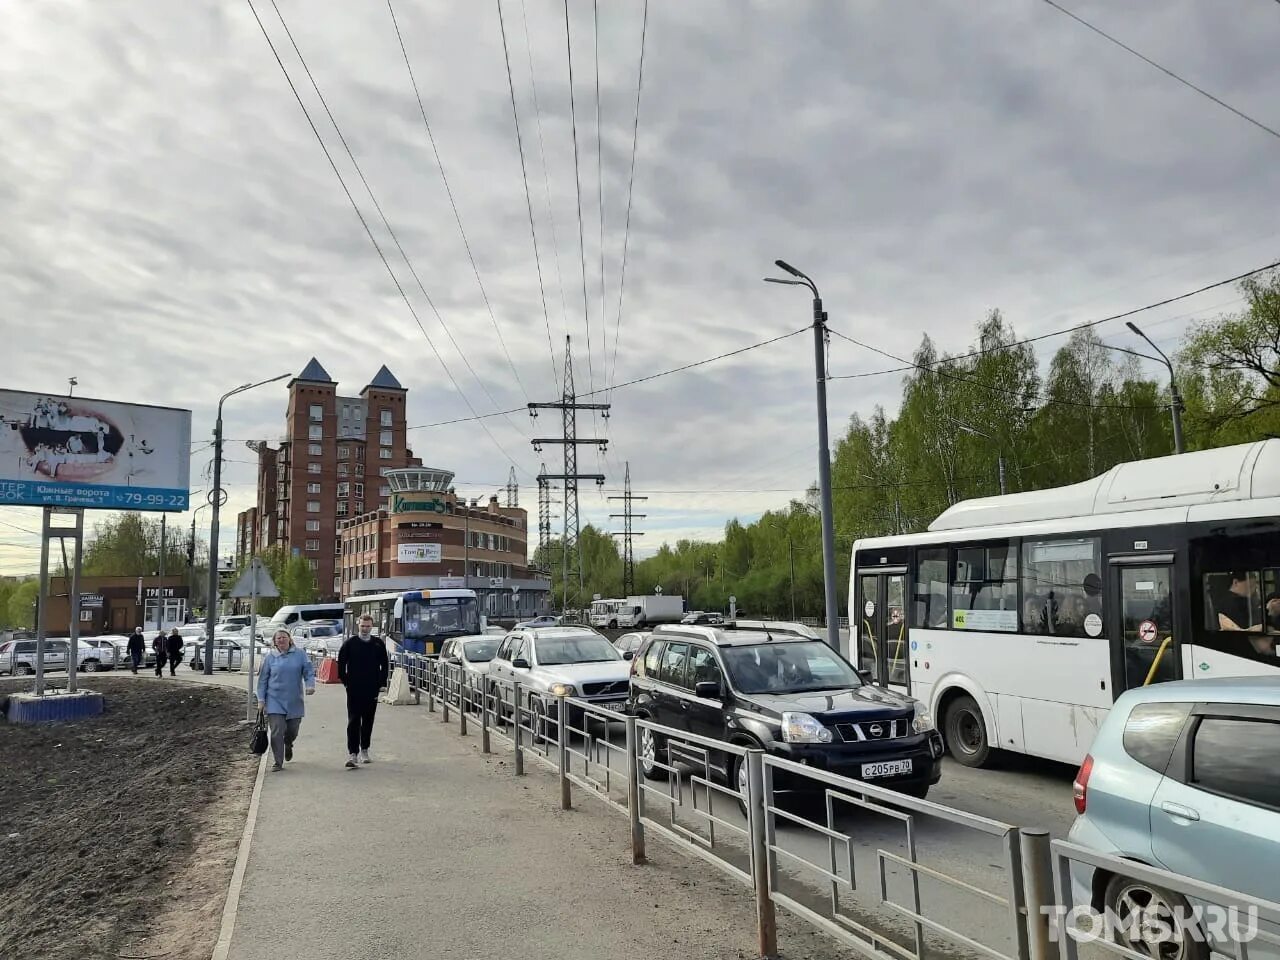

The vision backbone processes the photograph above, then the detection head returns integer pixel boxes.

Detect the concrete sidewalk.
[220,680,847,960]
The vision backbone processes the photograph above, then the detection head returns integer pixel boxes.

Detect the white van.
[266,604,345,631]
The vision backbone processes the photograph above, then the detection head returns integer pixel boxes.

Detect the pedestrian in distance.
[165,628,183,676]
[152,631,167,677]
[337,614,388,769]
[256,628,317,772]
[126,627,145,674]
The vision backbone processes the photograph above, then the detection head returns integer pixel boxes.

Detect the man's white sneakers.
[358,749,372,764]
[345,754,358,769]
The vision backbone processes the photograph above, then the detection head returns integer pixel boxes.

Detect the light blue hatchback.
[1069,676,1280,959]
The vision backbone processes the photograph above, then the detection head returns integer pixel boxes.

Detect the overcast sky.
[2,0,1278,575]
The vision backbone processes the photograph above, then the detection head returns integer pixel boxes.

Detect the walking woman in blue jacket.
[256,629,317,771]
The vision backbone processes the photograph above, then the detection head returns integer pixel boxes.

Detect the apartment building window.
[308,443,322,456]
[380,409,392,427]
[277,518,287,538]
[310,404,323,422]
[354,482,364,498]
[379,447,392,460]
[308,462,321,474]
[338,445,349,460]
[307,500,320,513]
[380,485,390,498]
[356,446,365,461]
[355,500,364,513]
[337,502,348,517]
[337,481,351,498]
[306,519,320,532]
[305,539,320,552]
[277,484,287,502]
[307,559,318,571]
[356,464,365,476]
[307,482,321,494]
[335,539,342,555]
[379,430,393,446]
[308,424,323,441]
[337,462,349,476]
[333,576,341,594]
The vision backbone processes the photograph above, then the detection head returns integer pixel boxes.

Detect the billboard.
[0,389,191,511]
[398,542,442,564]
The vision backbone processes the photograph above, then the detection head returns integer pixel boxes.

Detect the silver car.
[487,627,631,737]
[438,635,500,681]
[612,631,649,659]
[189,638,245,672]
[1068,676,1280,959]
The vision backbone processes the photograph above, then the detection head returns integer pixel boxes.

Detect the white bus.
[343,588,481,656]
[589,599,625,629]
[850,439,1280,769]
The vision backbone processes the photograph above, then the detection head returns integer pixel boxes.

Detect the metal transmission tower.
[536,465,553,554]
[608,462,646,595]
[505,466,519,508]
[530,337,608,613]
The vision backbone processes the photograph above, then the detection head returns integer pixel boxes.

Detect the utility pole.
[608,461,647,595]
[529,337,608,616]
[788,535,797,621]
[505,466,519,508]
[766,261,840,650]
[159,514,167,580]
[1125,321,1185,454]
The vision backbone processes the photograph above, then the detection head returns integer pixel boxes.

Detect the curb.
[211,750,268,960]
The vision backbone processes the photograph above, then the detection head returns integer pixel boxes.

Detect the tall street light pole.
[766,260,840,651]
[204,374,289,675]
[1125,321,1185,454]
[943,416,1007,496]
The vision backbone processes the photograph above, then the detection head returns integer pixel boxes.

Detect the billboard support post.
[32,506,85,697]
[34,507,52,696]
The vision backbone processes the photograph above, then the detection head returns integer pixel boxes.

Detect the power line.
[520,0,572,348]
[497,0,559,396]
[563,0,596,399]
[0,519,41,537]
[407,326,807,430]
[245,0,531,477]
[606,0,649,404]
[385,0,533,405]
[828,327,1165,411]
[593,0,606,396]
[831,258,1280,381]
[1042,0,1280,143]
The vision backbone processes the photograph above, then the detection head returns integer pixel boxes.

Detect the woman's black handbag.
[250,709,268,756]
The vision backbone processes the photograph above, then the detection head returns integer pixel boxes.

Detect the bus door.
[856,570,909,691]
[1109,556,1181,696]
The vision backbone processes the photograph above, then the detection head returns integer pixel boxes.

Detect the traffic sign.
[228,557,280,599]
[1137,619,1158,644]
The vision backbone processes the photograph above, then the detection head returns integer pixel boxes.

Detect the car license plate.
[600,700,626,712]
[861,759,912,779]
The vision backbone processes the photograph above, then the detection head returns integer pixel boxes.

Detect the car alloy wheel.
[639,726,663,779]
[1105,877,1205,960]
[83,660,99,672]
[14,663,32,676]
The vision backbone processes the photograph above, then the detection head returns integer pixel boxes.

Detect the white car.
[190,638,245,672]
[437,635,500,681]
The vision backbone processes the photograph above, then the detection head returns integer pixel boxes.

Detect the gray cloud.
[2,0,1278,571]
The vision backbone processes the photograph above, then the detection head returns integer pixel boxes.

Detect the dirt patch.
[0,676,259,960]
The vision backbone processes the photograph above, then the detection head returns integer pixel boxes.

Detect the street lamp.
[204,374,289,675]
[1124,322,1185,454]
[765,259,840,651]
[942,416,1007,496]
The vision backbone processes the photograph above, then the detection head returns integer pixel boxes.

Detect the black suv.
[628,625,944,799]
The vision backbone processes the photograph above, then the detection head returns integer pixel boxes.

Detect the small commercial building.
[338,467,551,620]
[44,575,190,636]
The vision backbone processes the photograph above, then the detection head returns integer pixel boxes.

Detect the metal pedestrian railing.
[390,655,1280,960]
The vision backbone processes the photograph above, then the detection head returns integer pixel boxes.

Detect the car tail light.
[1073,754,1094,814]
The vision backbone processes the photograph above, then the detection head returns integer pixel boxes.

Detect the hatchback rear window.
[1122,702,1191,774]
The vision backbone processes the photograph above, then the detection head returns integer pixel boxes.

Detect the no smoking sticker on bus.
[1138,619,1159,644]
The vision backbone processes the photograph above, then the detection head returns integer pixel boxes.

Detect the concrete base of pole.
[6,689,105,724]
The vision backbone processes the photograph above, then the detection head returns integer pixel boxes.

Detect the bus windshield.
[403,597,481,640]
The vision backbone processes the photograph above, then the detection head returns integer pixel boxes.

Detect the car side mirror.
[694,681,723,700]
[622,650,635,660]
[512,657,530,670]
[855,668,872,684]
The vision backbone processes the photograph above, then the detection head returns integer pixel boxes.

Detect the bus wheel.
[944,695,992,768]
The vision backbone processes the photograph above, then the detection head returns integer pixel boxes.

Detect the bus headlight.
[781,712,833,743]
[549,682,575,697]
[912,704,935,734]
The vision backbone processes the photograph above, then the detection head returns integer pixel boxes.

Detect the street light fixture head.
[775,259,802,278]
[1125,321,1142,336]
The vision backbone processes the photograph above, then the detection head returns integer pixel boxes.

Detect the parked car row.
[0,637,119,675]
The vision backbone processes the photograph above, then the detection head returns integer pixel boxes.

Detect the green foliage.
[6,580,39,629]
[83,513,191,577]
[230,546,317,617]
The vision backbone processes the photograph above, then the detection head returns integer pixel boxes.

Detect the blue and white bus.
[343,588,483,656]
[850,439,1280,769]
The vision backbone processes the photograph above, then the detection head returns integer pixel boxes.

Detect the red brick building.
[236,359,421,600]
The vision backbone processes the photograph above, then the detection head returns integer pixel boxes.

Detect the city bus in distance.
[850,439,1280,769]
[343,588,482,656]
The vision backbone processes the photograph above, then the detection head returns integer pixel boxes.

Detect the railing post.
[557,693,571,810]
[459,673,469,736]
[1020,828,1058,960]
[625,715,646,864]
[746,750,778,960]
[480,680,491,754]
[441,665,451,723]
[426,660,436,713]
[512,681,524,776]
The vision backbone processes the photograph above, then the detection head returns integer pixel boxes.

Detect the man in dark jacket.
[337,614,389,769]
[126,627,145,674]
[165,629,184,676]
[152,632,170,677]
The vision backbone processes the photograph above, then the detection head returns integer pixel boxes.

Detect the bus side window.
[911,548,948,629]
